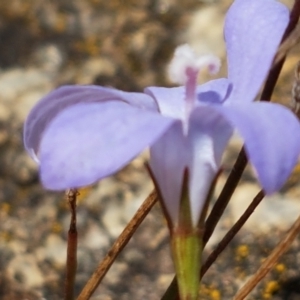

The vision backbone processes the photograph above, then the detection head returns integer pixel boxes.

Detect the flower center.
[168,44,221,121]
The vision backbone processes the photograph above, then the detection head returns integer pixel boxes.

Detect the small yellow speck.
[263,292,272,299]
[209,289,221,300]
[74,37,99,56]
[264,280,279,295]
[52,222,63,233]
[0,203,11,214]
[77,186,92,202]
[54,13,67,33]
[275,263,286,273]
[236,244,249,258]
[0,231,12,242]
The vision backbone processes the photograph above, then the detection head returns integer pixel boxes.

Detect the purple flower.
[24,0,300,226]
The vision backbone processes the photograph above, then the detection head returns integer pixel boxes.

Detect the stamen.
[168,44,199,85]
[185,66,198,119]
[168,44,221,120]
[168,44,221,85]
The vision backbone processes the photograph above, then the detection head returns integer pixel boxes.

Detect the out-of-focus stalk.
[65,189,78,300]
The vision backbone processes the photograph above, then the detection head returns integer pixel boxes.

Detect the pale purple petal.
[188,107,233,225]
[225,0,289,103]
[145,86,186,119]
[40,101,174,190]
[24,85,158,159]
[196,78,232,105]
[149,121,188,225]
[145,79,232,119]
[216,102,300,193]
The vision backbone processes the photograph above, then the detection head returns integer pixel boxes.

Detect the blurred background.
[0,0,300,299]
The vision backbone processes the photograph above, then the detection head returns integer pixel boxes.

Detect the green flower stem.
[168,169,202,300]
[171,228,202,300]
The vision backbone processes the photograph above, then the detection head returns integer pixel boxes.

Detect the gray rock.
[74,57,116,84]
[41,234,67,267]
[82,223,110,250]
[102,201,127,238]
[10,152,38,185]
[7,254,44,288]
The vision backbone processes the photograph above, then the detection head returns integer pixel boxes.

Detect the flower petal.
[24,85,158,159]
[196,78,232,105]
[225,0,289,103]
[188,107,233,225]
[39,101,173,190]
[216,102,300,193]
[149,121,188,225]
[145,86,186,119]
[145,78,232,119]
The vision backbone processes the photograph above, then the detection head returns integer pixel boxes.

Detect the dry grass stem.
[77,190,158,300]
[274,25,300,65]
[201,190,264,278]
[233,214,300,300]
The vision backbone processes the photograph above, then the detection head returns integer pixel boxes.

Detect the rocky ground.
[0,0,300,299]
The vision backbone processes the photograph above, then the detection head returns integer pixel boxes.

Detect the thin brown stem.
[234,213,300,300]
[76,190,158,300]
[201,190,264,278]
[203,149,247,246]
[262,0,300,102]
[65,189,79,300]
[274,25,300,66]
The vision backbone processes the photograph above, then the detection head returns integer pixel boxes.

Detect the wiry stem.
[77,190,158,300]
[65,189,78,300]
[234,213,300,300]
[201,190,264,278]
[262,0,300,102]
[203,149,247,246]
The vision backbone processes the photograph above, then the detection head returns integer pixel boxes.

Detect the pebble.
[102,202,127,238]
[41,234,67,267]
[230,184,300,232]
[9,152,38,185]
[75,57,116,84]
[7,254,44,288]
[30,43,65,72]
[14,89,52,123]
[35,200,58,222]
[101,262,128,286]
[123,248,144,264]
[0,68,52,103]
[0,102,11,123]
[82,223,110,250]
[187,5,225,57]
[156,273,174,290]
